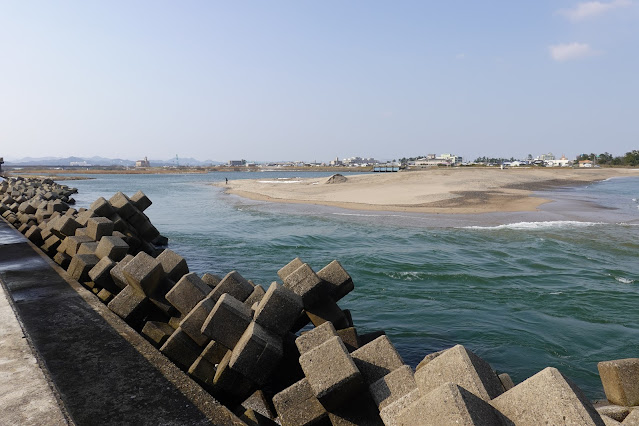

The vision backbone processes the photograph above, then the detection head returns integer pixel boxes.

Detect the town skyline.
[3,149,634,168]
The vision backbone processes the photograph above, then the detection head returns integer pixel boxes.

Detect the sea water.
[67,171,639,398]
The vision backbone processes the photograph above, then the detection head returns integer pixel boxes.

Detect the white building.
[413,153,462,167]
[343,157,379,166]
[538,152,556,161]
[545,154,571,167]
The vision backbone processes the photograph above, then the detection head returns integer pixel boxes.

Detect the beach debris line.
[1,176,637,425]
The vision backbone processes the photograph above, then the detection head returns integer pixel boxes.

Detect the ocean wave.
[385,271,429,281]
[614,276,635,284]
[463,221,604,230]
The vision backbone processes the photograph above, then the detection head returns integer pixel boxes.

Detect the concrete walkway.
[0,218,244,425]
[0,264,69,425]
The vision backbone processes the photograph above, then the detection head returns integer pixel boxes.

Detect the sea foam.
[464,221,605,230]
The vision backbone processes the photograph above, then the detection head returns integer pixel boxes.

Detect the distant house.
[546,154,571,167]
[579,160,593,168]
[136,157,151,168]
[228,160,246,167]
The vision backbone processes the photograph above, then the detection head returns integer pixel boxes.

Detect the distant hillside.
[5,156,223,167]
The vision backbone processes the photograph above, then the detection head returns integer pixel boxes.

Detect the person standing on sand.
[225,178,228,184]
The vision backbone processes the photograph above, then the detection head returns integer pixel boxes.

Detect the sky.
[1,1,637,163]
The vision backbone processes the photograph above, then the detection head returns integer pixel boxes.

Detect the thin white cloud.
[549,42,600,61]
[456,53,465,60]
[557,0,632,21]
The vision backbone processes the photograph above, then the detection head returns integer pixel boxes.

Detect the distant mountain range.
[5,156,224,167]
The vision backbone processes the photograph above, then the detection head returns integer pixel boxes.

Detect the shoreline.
[220,168,639,214]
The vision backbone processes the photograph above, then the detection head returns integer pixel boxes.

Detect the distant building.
[440,153,462,164]
[546,154,571,167]
[413,153,462,167]
[538,152,555,161]
[228,160,246,167]
[579,160,593,168]
[343,157,379,166]
[136,157,151,168]
[70,161,90,166]
[330,157,343,166]
[0,157,4,172]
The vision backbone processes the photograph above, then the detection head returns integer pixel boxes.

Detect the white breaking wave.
[386,271,427,281]
[464,221,605,230]
[614,276,635,284]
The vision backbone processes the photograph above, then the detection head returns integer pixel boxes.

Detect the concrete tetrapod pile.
[1,176,638,425]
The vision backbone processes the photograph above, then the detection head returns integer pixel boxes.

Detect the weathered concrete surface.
[598,358,639,407]
[0,218,244,425]
[0,271,69,425]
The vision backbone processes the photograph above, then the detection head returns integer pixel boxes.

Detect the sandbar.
[219,168,639,214]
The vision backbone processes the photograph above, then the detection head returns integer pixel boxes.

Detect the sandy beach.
[220,168,639,214]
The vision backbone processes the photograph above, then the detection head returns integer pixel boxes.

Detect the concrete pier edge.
[0,216,244,425]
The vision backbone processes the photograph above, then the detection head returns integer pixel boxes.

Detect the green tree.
[576,153,593,162]
[624,150,639,166]
[598,152,613,165]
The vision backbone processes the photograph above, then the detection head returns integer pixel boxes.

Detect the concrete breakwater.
[1,175,638,425]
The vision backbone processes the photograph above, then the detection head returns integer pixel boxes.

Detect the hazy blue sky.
[1,1,637,162]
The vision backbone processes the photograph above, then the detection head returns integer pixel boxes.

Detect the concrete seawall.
[0,217,242,425]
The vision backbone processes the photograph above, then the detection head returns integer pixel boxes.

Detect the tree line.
[576,151,639,166]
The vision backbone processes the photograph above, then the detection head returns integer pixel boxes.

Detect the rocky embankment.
[1,175,637,425]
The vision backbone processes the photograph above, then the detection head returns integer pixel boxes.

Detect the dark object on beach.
[325,174,347,184]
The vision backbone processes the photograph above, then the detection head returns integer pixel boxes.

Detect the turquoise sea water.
[67,171,639,399]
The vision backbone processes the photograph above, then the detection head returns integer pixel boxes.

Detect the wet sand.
[220,168,639,214]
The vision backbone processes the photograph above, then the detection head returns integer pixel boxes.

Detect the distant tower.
[175,154,179,167]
